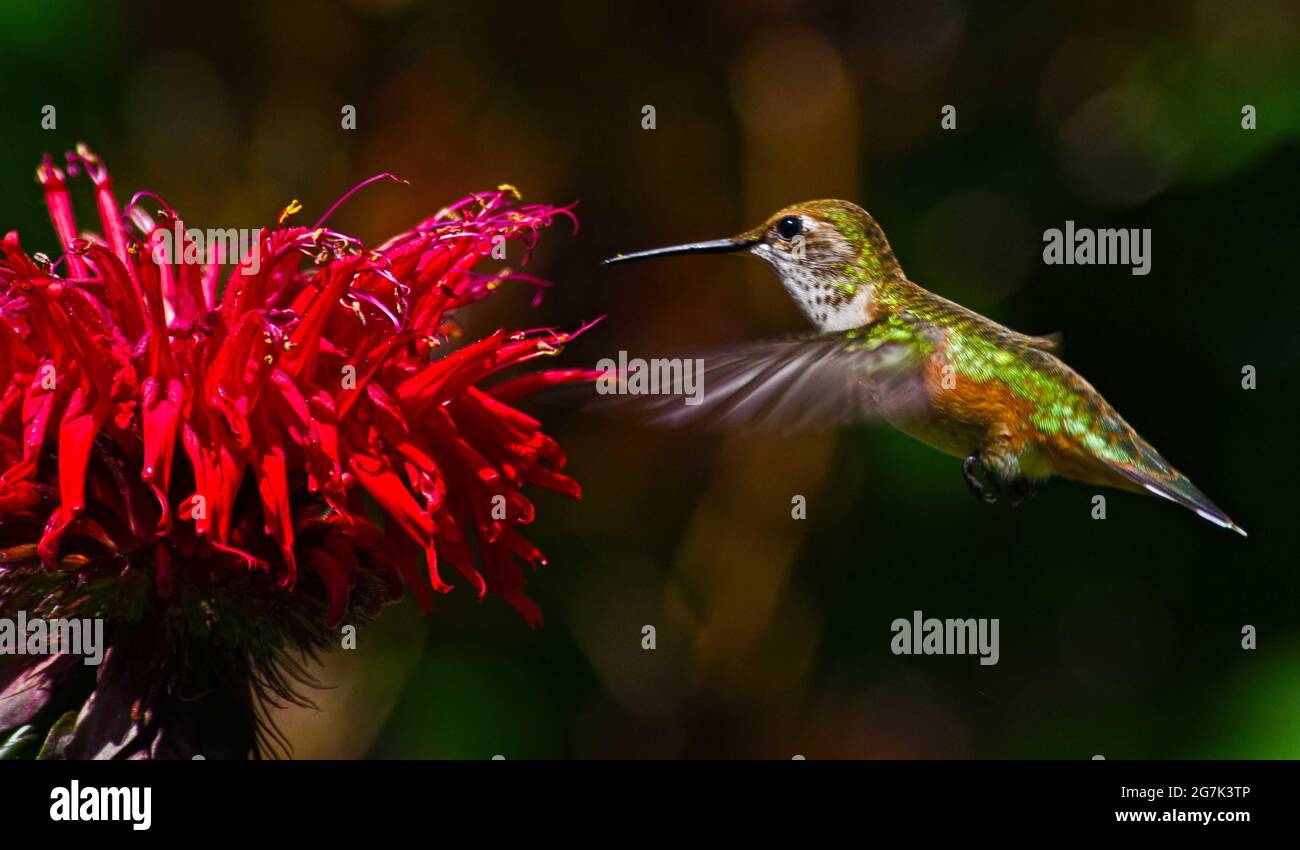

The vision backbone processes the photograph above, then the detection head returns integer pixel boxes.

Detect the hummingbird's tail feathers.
[585,326,933,434]
[1102,444,1247,537]
[1026,331,1064,353]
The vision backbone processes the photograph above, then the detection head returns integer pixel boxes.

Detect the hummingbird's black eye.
[775,215,802,240]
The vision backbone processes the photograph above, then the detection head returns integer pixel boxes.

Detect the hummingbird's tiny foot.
[962,452,999,504]
[1006,478,1036,507]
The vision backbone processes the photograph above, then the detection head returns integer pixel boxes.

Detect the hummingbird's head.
[603,199,903,332]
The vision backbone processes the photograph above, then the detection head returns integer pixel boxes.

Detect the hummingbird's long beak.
[601,236,759,266]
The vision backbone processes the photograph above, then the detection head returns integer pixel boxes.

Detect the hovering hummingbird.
[602,200,1245,536]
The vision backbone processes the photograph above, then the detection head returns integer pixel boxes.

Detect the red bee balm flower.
[0,146,594,758]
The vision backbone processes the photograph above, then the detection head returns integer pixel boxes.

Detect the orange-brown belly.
[887,363,1029,458]
[886,363,1129,488]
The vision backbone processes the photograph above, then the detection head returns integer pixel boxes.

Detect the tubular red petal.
[80,243,146,343]
[253,405,297,589]
[68,146,134,272]
[35,157,89,280]
[48,390,112,554]
[141,376,183,533]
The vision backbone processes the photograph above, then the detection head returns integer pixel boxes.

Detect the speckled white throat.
[753,243,873,332]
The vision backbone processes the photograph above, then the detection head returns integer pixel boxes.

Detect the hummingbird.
[602,200,1246,536]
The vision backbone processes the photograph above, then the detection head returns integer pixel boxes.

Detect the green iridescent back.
[868,280,1143,467]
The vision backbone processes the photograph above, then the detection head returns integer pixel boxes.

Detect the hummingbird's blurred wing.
[591,320,936,433]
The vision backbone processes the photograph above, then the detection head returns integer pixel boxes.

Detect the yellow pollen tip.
[498,184,522,200]
[278,199,304,226]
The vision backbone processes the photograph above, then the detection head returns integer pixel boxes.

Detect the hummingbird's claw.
[962,452,1000,504]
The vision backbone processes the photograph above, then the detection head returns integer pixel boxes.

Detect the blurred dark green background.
[2,0,1297,758]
